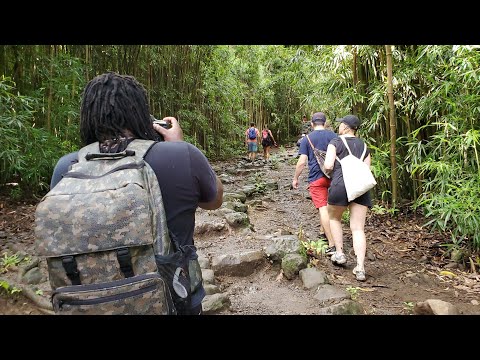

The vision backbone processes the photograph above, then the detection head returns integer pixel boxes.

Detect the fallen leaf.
[358,288,376,292]
[440,270,457,278]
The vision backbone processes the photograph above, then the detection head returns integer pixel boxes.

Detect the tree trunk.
[352,45,358,115]
[46,45,55,133]
[0,45,5,76]
[85,45,90,81]
[385,45,398,207]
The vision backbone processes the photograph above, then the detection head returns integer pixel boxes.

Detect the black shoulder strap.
[62,256,81,285]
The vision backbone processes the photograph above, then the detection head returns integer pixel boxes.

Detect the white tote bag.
[337,136,376,202]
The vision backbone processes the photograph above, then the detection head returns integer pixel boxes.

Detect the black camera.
[151,115,172,129]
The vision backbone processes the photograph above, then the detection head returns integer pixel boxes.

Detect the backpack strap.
[125,139,156,159]
[360,143,367,161]
[339,136,352,155]
[77,139,156,162]
[337,136,367,161]
[305,134,316,151]
[62,256,81,285]
[116,248,134,278]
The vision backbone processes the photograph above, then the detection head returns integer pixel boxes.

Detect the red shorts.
[309,177,331,208]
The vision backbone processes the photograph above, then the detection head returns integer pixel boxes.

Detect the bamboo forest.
[1,45,479,315]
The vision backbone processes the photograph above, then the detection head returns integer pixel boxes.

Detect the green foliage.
[0,76,76,196]
[0,252,21,273]
[301,239,328,257]
[402,301,415,314]
[3,45,480,253]
[416,172,480,250]
[346,286,361,301]
[371,204,399,216]
[0,280,21,296]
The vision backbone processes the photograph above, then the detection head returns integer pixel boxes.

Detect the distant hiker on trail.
[261,125,277,162]
[292,112,337,254]
[324,114,372,282]
[301,114,311,135]
[245,122,260,162]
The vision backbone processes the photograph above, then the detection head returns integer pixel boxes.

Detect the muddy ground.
[1,145,479,315]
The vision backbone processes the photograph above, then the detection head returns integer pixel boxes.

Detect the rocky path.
[1,145,479,315]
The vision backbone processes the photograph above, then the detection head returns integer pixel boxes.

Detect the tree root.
[1,277,53,312]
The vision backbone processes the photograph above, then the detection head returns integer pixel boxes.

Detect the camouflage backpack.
[35,139,195,315]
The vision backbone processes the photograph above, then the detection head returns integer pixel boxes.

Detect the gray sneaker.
[353,266,366,281]
[331,252,347,265]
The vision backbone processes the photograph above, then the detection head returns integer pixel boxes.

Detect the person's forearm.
[293,162,304,181]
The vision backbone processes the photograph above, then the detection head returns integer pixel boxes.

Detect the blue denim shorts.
[248,142,258,152]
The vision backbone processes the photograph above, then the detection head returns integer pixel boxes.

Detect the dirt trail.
[195,145,480,315]
[0,145,479,315]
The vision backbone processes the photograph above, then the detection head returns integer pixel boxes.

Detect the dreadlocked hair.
[80,72,159,147]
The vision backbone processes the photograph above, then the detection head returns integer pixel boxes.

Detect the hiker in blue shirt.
[245,122,260,162]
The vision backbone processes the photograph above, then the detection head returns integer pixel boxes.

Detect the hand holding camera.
[152,116,183,142]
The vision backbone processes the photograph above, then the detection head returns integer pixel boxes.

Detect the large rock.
[264,235,302,262]
[281,254,307,280]
[201,269,215,285]
[22,267,44,285]
[218,173,235,184]
[203,284,221,295]
[211,250,264,276]
[223,201,248,213]
[223,192,247,203]
[197,256,210,269]
[224,212,249,228]
[240,185,257,197]
[318,299,365,315]
[194,220,226,235]
[299,268,328,289]
[202,293,231,314]
[414,299,460,315]
[314,284,350,303]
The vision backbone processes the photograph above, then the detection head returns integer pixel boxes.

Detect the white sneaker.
[353,266,366,281]
[331,252,347,265]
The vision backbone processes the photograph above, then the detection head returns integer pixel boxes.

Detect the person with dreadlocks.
[49,72,223,314]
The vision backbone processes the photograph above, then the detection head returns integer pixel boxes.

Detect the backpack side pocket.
[52,273,174,315]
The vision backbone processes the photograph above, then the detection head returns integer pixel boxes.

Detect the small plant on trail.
[9,186,23,200]
[402,301,415,314]
[439,238,466,262]
[346,286,361,300]
[301,239,328,257]
[371,204,387,215]
[0,252,22,273]
[0,280,22,296]
[269,156,280,170]
[371,202,399,217]
[342,209,350,224]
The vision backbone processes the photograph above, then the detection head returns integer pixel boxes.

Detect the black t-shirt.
[329,136,371,182]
